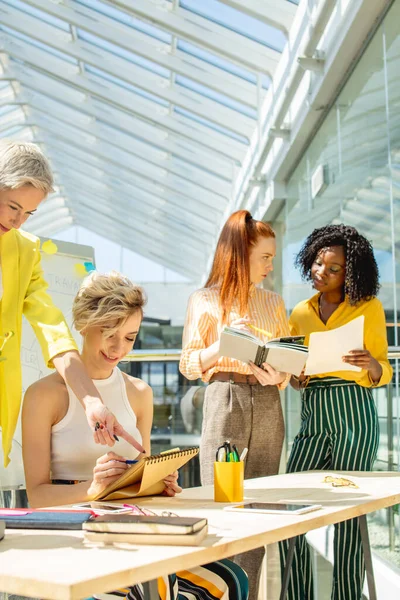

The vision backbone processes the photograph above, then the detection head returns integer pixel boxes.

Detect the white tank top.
[51,368,142,480]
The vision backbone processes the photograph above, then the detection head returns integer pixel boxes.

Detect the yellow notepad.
[92,447,199,501]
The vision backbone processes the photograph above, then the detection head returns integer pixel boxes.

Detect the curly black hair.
[295,224,380,305]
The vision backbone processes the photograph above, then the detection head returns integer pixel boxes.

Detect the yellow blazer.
[0,229,77,466]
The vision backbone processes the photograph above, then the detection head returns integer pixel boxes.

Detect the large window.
[281,0,400,570]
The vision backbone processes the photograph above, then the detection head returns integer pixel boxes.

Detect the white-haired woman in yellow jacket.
[0,140,143,466]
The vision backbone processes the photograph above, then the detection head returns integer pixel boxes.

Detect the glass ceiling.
[0,0,298,278]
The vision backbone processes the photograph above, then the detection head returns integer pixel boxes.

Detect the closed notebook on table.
[83,514,208,546]
[90,447,199,501]
[0,511,92,530]
[83,514,207,534]
[84,526,208,547]
[219,327,308,377]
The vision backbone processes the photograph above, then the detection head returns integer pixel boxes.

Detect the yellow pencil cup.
[214,461,244,503]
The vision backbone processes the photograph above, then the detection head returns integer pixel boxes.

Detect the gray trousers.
[201,381,285,600]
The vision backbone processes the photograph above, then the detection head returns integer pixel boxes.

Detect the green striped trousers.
[279,377,379,600]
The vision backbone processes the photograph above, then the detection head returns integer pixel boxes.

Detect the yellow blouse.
[180,285,291,388]
[289,293,393,388]
[0,229,78,465]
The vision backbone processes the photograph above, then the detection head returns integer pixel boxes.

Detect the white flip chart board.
[17,238,95,443]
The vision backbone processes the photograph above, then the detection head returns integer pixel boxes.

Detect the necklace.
[318,295,342,323]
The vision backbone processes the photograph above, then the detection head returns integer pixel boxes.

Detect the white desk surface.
[1,470,400,600]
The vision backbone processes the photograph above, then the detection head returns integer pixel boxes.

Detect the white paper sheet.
[305,316,364,376]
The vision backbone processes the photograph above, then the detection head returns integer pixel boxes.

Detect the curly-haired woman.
[280,224,392,600]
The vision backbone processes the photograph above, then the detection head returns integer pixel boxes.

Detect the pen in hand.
[95,421,145,450]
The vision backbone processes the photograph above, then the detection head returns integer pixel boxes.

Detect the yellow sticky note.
[74,263,87,276]
[41,240,58,255]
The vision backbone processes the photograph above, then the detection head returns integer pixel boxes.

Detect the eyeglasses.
[0,331,14,362]
[141,507,179,518]
[123,503,178,517]
[323,475,359,489]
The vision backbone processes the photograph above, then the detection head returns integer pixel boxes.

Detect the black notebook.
[84,514,207,535]
[1,511,93,530]
[219,327,308,376]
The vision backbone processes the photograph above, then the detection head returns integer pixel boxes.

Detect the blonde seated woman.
[22,272,248,600]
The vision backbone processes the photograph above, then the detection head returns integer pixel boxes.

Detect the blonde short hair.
[73,271,146,337]
[0,140,54,194]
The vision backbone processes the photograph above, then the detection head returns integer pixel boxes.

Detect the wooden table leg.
[279,537,296,600]
[143,579,159,600]
[359,514,377,600]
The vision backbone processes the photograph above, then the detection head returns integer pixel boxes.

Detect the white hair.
[0,140,54,194]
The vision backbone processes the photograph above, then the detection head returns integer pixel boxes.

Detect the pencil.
[248,324,273,338]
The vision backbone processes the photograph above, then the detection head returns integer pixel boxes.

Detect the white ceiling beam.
[24,215,75,238]
[21,0,258,108]
[39,135,228,210]
[217,0,296,32]
[79,219,199,280]
[64,183,211,254]
[45,146,224,218]
[46,166,216,242]
[19,90,234,181]
[72,204,202,278]
[26,106,231,193]
[53,166,220,234]
[1,57,245,163]
[0,107,26,131]
[0,81,15,105]
[24,206,71,230]
[45,148,224,218]
[28,110,231,199]
[0,6,254,137]
[108,0,280,74]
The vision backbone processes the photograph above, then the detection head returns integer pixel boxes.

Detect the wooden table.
[1,470,400,600]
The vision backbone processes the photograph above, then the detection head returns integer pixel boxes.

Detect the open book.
[219,327,308,377]
[90,447,199,502]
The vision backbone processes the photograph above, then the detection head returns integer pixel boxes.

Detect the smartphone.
[73,502,132,514]
[224,502,322,515]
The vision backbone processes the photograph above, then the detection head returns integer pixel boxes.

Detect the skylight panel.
[3,0,70,32]
[174,107,249,144]
[179,0,286,52]
[85,65,170,106]
[0,105,17,117]
[76,0,172,43]
[0,26,78,64]
[175,75,257,118]
[177,40,270,88]
[0,125,26,137]
[77,30,170,78]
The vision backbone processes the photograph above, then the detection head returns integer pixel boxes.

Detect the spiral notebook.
[91,447,199,501]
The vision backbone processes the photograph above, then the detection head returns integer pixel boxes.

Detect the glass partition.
[280,0,400,578]
[121,353,205,488]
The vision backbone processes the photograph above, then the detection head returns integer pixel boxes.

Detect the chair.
[0,434,25,509]
[180,386,205,435]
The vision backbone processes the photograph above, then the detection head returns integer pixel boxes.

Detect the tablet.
[73,502,131,514]
[224,502,322,515]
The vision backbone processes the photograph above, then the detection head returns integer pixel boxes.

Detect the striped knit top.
[180,285,291,385]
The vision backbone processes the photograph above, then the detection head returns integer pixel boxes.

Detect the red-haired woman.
[180,210,291,600]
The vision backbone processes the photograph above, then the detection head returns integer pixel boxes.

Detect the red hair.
[205,210,275,322]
